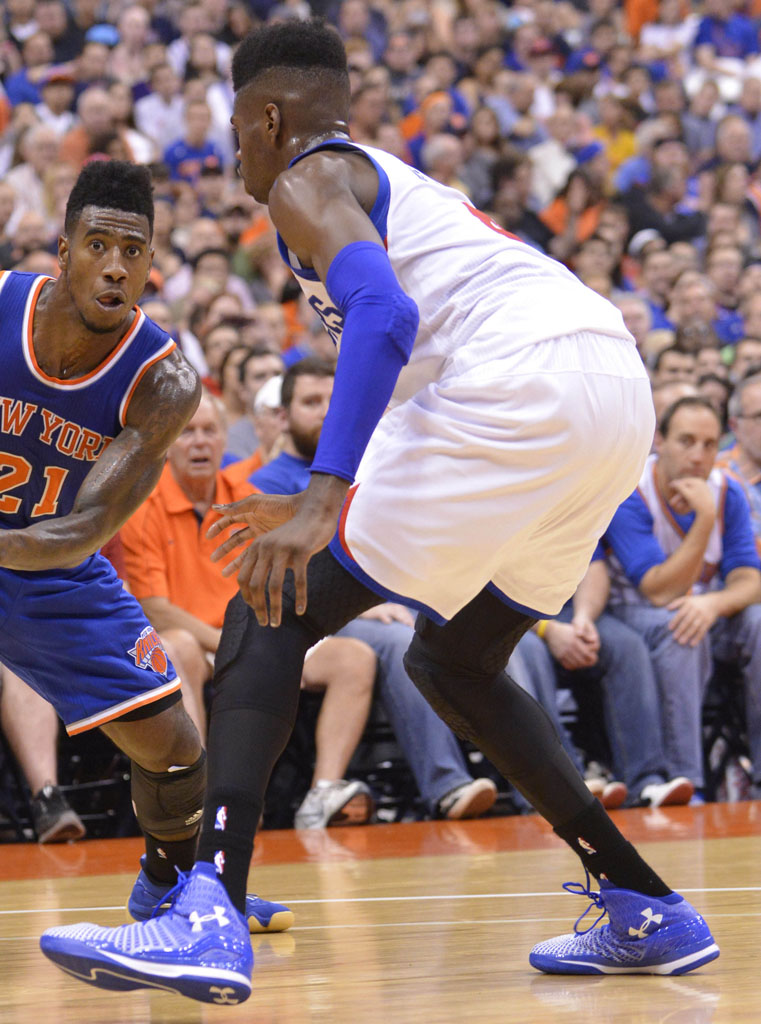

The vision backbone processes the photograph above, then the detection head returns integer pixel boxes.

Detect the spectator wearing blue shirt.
[4,31,54,106]
[694,0,759,67]
[604,396,761,797]
[163,98,224,183]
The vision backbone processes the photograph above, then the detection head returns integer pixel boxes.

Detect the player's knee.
[131,750,206,841]
[161,627,205,665]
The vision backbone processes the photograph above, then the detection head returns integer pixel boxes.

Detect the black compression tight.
[198,552,668,910]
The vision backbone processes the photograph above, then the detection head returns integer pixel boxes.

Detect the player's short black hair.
[64,160,154,236]
[232,19,348,93]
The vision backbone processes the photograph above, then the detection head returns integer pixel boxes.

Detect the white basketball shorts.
[335,330,654,622]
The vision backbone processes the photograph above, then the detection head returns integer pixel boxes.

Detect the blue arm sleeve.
[720,478,761,576]
[309,241,419,483]
[605,491,667,586]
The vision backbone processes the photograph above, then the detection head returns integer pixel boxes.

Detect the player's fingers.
[266,552,289,627]
[292,552,309,616]
[210,526,253,562]
[207,512,242,537]
[246,547,273,626]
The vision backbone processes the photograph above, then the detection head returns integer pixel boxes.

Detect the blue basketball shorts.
[0,553,179,735]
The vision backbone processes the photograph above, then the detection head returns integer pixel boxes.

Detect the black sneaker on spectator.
[31,783,86,843]
[640,777,694,808]
[436,778,498,819]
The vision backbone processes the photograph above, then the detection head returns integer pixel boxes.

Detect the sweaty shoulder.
[125,348,201,451]
[268,148,382,272]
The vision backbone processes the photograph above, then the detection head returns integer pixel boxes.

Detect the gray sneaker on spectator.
[294,779,374,829]
[436,778,498,819]
[31,783,86,843]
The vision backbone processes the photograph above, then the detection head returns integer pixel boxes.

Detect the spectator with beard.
[249,357,333,492]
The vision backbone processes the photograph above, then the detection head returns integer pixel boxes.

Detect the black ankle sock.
[143,831,199,885]
[554,801,671,897]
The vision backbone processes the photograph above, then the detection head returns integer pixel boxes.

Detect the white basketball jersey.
[278,139,633,407]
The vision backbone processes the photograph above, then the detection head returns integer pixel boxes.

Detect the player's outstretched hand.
[209,493,299,564]
[208,476,349,626]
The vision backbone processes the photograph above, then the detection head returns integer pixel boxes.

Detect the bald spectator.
[119,392,253,735]
[59,86,124,167]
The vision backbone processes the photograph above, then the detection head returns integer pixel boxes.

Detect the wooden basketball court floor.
[1,802,760,1024]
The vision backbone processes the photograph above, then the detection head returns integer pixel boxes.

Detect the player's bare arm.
[0,350,200,571]
[216,152,414,626]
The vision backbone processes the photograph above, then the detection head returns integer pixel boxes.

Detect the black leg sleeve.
[197,548,382,909]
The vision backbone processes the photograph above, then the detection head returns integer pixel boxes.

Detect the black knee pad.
[131,750,206,841]
[403,634,483,745]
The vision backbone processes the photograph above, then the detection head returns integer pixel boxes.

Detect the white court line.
[2,885,760,916]
[4,909,761,944]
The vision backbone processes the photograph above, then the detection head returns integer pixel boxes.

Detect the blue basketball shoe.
[530,874,720,975]
[41,862,253,1004]
[128,855,294,933]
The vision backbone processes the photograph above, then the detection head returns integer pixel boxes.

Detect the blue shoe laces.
[562,870,608,934]
[149,867,190,920]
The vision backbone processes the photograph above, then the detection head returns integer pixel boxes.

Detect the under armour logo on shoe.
[189,906,230,932]
[628,907,664,938]
[209,986,240,1005]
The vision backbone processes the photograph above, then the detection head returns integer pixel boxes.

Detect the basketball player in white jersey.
[41,21,718,1003]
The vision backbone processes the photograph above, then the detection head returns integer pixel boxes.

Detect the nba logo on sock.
[578,836,597,855]
[215,805,228,831]
[214,850,225,874]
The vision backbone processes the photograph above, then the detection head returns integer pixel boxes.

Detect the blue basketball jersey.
[0,270,176,530]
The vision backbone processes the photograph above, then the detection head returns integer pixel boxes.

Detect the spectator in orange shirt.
[120,389,374,788]
[119,391,250,734]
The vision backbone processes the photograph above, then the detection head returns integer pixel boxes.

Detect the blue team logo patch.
[128,626,169,675]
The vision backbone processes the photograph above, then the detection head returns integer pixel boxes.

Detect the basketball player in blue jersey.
[0,160,291,940]
[41,25,718,1003]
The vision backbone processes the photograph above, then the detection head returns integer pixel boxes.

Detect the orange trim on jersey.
[65,678,182,735]
[25,279,144,386]
[337,483,360,559]
[119,340,177,426]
